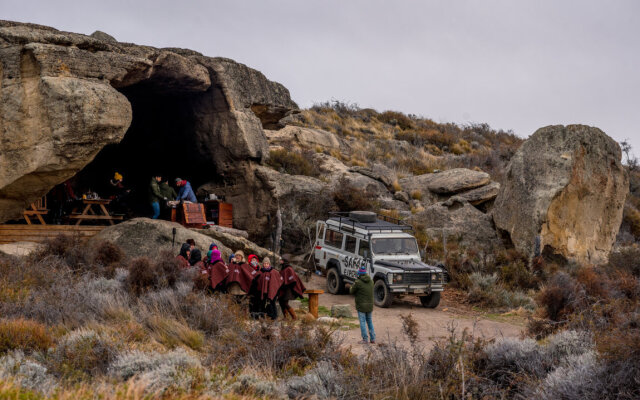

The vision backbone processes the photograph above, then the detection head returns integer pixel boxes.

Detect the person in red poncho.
[208,249,230,292]
[176,243,191,269]
[226,250,257,297]
[251,257,283,320]
[278,257,306,320]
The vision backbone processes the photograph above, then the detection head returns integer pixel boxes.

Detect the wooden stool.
[304,289,324,318]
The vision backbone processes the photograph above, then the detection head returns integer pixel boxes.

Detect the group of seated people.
[176,239,306,320]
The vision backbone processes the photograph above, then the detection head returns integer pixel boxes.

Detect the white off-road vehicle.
[313,211,446,308]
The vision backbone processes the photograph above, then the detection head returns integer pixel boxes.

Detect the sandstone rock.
[0,21,298,224]
[0,241,43,257]
[409,197,502,250]
[394,191,410,203]
[425,168,491,194]
[317,316,339,325]
[456,181,500,205]
[330,304,353,318]
[265,125,342,151]
[195,227,278,261]
[88,217,233,260]
[349,163,397,188]
[493,125,628,264]
[90,30,117,43]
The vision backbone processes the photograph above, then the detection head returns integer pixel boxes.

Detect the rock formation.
[492,125,628,264]
[0,20,296,225]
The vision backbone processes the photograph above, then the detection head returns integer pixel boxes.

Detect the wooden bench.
[22,197,48,225]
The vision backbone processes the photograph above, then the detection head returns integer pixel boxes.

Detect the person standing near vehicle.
[350,265,376,344]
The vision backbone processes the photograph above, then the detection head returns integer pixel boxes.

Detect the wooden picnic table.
[69,199,123,226]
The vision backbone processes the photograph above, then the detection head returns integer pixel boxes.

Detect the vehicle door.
[314,221,326,262]
[341,234,360,281]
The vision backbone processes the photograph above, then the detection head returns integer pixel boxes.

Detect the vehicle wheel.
[374,279,394,308]
[326,268,345,295]
[420,292,441,308]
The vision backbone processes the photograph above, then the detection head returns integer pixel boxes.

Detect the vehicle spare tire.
[349,211,377,223]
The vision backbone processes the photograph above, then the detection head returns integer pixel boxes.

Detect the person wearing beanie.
[251,257,283,320]
[176,243,191,269]
[350,264,376,344]
[226,250,257,296]
[189,248,203,268]
[175,178,197,203]
[247,254,260,271]
[208,249,229,292]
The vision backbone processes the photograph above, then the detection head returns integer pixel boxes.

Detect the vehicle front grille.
[404,273,431,284]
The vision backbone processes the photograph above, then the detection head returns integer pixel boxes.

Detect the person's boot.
[287,306,297,320]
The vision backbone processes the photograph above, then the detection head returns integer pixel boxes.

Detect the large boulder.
[456,181,500,205]
[195,227,278,261]
[0,20,297,223]
[409,197,502,250]
[493,125,628,264]
[265,125,342,151]
[88,218,233,260]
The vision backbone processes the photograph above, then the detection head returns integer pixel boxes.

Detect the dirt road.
[305,275,523,351]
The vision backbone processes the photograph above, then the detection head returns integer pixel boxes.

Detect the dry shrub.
[607,246,640,276]
[92,240,124,266]
[37,234,88,270]
[536,272,584,321]
[145,316,204,351]
[377,110,415,130]
[267,149,318,177]
[50,329,115,378]
[400,313,419,345]
[0,318,53,354]
[126,254,179,295]
[575,266,611,299]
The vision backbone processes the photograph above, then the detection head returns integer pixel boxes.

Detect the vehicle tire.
[374,279,394,308]
[326,268,345,295]
[420,292,441,308]
[349,211,377,223]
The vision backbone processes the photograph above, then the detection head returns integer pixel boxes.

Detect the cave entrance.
[68,83,218,217]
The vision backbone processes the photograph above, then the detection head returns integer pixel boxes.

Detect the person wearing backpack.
[350,265,376,344]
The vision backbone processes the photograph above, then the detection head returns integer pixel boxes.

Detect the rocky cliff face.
[0,20,296,223]
[493,125,628,264]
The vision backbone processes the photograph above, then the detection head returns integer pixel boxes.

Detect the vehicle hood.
[373,259,442,272]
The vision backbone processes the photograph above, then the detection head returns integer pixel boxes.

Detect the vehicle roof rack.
[327,211,414,234]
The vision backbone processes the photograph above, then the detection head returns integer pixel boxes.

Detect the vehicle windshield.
[371,237,419,255]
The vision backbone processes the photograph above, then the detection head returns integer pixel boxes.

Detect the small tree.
[621,139,638,171]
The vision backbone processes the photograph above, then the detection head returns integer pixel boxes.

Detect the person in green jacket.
[158,179,178,219]
[148,175,165,219]
[350,265,376,344]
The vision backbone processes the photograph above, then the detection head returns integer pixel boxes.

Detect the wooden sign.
[182,203,206,226]
[218,203,233,228]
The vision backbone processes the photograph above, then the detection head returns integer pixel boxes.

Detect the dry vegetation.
[288,100,523,180]
[0,234,638,398]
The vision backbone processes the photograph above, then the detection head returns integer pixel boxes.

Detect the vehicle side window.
[358,240,370,257]
[345,235,357,253]
[325,230,344,249]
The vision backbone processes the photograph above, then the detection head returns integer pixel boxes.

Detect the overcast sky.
[3,0,639,160]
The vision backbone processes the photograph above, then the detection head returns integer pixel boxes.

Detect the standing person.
[226,250,257,296]
[350,265,376,344]
[247,254,260,271]
[208,249,230,292]
[175,178,197,203]
[159,178,177,218]
[176,243,191,269]
[149,175,166,219]
[278,257,306,320]
[253,257,283,320]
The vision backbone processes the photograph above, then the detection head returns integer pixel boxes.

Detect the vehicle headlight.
[393,274,403,283]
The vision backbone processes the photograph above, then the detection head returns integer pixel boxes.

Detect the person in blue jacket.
[175,178,197,202]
